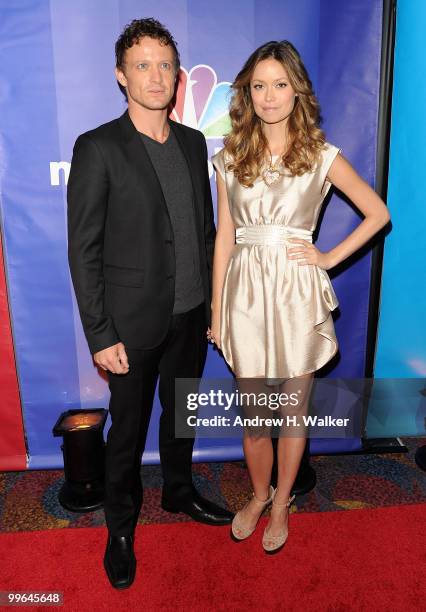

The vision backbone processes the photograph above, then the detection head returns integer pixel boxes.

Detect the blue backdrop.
[369,0,426,437]
[0,0,383,468]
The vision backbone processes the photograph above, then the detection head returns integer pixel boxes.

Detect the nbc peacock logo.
[169,65,232,138]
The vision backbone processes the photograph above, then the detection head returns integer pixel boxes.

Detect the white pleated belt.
[235,224,313,245]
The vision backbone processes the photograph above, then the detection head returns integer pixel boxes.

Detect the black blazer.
[67,110,216,354]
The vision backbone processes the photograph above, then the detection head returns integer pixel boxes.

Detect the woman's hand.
[207,314,221,350]
[286,238,333,270]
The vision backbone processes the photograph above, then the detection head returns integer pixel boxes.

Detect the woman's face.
[250,58,297,125]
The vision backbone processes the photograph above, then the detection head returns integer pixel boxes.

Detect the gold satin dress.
[211,143,341,380]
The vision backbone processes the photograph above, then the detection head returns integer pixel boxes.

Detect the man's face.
[115,36,177,111]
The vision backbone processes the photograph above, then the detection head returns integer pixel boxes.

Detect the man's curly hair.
[115,17,180,73]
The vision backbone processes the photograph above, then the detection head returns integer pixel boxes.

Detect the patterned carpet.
[1,437,425,533]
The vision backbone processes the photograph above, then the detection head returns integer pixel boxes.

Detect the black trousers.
[104,301,207,536]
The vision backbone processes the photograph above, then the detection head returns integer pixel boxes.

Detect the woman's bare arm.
[287,153,391,270]
[210,171,236,346]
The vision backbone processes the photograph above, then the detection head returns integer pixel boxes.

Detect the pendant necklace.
[262,147,287,186]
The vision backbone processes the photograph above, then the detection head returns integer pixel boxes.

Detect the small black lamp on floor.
[52,408,108,512]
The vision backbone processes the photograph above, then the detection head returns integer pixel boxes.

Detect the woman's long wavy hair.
[224,40,326,187]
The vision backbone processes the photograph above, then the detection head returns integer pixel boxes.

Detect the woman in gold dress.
[209,41,390,553]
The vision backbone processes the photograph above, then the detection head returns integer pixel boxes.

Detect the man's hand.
[93,342,129,374]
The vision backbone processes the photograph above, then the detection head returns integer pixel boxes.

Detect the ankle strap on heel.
[252,485,275,505]
[272,490,296,508]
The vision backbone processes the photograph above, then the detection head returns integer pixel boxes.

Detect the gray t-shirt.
[139,128,204,314]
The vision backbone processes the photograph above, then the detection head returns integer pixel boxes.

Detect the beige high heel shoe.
[231,485,275,541]
[262,488,296,553]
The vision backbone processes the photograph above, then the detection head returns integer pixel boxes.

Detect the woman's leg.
[243,431,273,501]
[233,378,274,533]
[264,372,314,538]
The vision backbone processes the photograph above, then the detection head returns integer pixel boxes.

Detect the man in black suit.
[67,18,233,590]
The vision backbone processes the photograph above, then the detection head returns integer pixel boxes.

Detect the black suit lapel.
[117,110,205,236]
[118,110,170,219]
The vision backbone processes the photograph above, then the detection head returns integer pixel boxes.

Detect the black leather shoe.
[103,535,136,589]
[161,489,234,525]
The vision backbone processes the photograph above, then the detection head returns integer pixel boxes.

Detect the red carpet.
[1,504,425,611]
